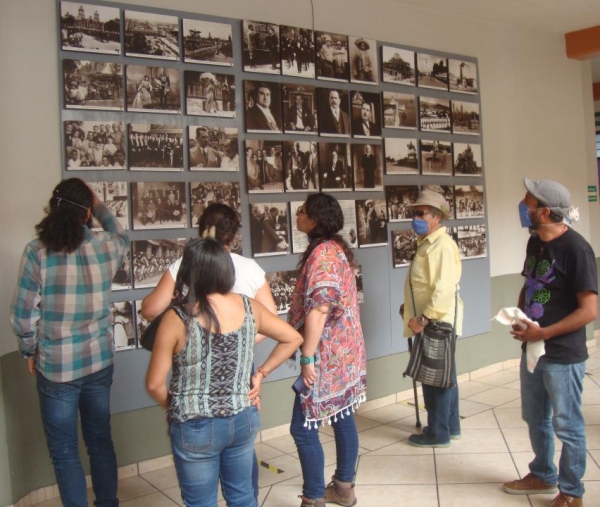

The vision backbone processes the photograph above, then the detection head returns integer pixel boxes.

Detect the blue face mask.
[518,201,534,228]
[411,218,429,235]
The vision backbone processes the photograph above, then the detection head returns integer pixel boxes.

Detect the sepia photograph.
[420,139,452,176]
[245,140,284,193]
[351,91,382,138]
[419,96,451,132]
[244,80,282,133]
[190,181,241,227]
[384,137,419,175]
[354,265,364,303]
[242,21,281,74]
[357,199,388,247]
[391,229,417,268]
[129,124,183,171]
[282,83,317,134]
[132,238,187,289]
[134,300,149,346]
[417,53,449,90]
[124,11,179,60]
[266,270,299,314]
[249,202,290,257]
[422,184,456,219]
[353,143,383,191]
[449,59,478,94]
[456,225,487,259]
[289,200,310,253]
[111,301,136,351]
[452,100,481,135]
[280,26,315,78]
[385,185,420,222]
[60,2,121,55]
[319,143,353,191]
[188,126,239,170]
[126,65,180,113]
[112,252,132,291]
[315,32,349,81]
[454,143,482,177]
[183,18,233,66]
[317,87,350,137]
[349,36,378,85]
[339,199,359,249]
[382,91,417,129]
[89,181,129,231]
[381,47,416,85]
[455,185,485,219]
[185,71,235,117]
[64,59,123,110]
[131,182,187,230]
[64,120,126,170]
[283,141,319,192]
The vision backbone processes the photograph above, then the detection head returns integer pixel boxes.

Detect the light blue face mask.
[518,201,534,228]
[411,218,429,235]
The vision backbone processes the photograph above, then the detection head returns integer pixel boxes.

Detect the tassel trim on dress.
[302,393,367,430]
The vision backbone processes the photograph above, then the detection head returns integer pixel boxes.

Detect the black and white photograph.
[452,100,481,135]
[244,80,282,133]
[134,300,149,346]
[420,139,452,176]
[382,92,418,129]
[249,202,290,257]
[183,18,233,66]
[126,65,180,113]
[185,71,235,117]
[60,2,121,55]
[447,226,458,243]
[357,199,388,247]
[349,36,378,85]
[339,199,359,249]
[110,301,136,351]
[417,53,449,90]
[391,229,417,267]
[64,120,126,170]
[449,59,478,94]
[131,182,187,230]
[317,87,350,137]
[385,185,420,222]
[354,265,364,303]
[315,32,349,81]
[112,252,132,291]
[351,91,382,138]
[283,141,319,192]
[64,59,124,110]
[190,181,241,229]
[188,126,239,170]
[319,143,353,191]
[280,26,315,78]
[245,140,284,193]
[124,11,179,60]
[455,185,485,219]
[89,181,129,231]
[266,270,299,314]
[353,143,383,191]
[422,184,456,219]
[242,21,281,74]
[381,47,416,85]
[132,238,186,289]
[129,124,183,171]
[282,84,317,134]
[289,200,310,253]
[384,138,419,175]
[456,225,487,259]
[454,143,482,177]
[419,96,451,132]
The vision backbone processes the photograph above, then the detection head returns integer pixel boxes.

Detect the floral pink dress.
[288,241,367,426]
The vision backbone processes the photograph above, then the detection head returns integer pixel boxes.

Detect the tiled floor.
[35,347,600,507]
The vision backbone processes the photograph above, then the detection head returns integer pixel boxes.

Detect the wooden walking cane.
[407,336,421,428]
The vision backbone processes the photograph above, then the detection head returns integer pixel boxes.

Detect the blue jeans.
[520,353,586,498]
[290,395,358,499]
[37,365,118,507]
[170,406,260,507]
[421,367,460,443]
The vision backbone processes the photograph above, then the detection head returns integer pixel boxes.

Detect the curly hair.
[35,178,93,253]
[198,203,241,247]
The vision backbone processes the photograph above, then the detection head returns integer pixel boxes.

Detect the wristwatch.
[300,355,315,365]
[418,315,428,325]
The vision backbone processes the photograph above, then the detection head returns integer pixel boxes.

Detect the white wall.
[595,99,600,112]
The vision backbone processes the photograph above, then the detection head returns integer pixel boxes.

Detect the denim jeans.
[36,365,118,507]
[520,353,586,498]
[421,366,460,444]
[290,395,359,499]
[170,406,260,507]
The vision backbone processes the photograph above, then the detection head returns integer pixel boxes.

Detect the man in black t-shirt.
[503,179,597,507]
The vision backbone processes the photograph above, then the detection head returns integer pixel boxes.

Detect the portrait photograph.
[134,300,149,346]
[189,181,241,232]
[245,140,284,193]
[384,137,419,175]
[349,36,378,85]
[266,270,299,314]
[317,87,350,137]
[112,252,132,291]
[351,91,382,138]
[185,71,235,117]
[422,184,456,219]
[385,185,420,222]
[188,126,239,171]
[63,59,123,110]
[60,2,121,55]
[89,181,129,231]
[391,229,417,268]
[353,143,383,191]
[455,185,485,219]
[319,143,353,191]
[449,59,478,94]
[242,20,281,74]
[382,91,417,129]
[381,47,416,86]
[280,26,315,78]
[339,199,359,249]
[249,202,290,257]
[64,120,126,170]
[357,199,388,248]
[454,143,482,177]
[417,53,449,90]
[420,139,452,176]
[124,11,179,60]
[315,32,349,82]
[283,141,319,192]
[244,80,282,133]
[131,182,187,230]
[132,238,186,289]
[419,96,451,133]
[110,301,136,351]
[282,83,317,134]
[183,18,233,66]
[289,200,310,253]
[126,65,180,113]
[456,225,487,259]
[129,124,183,171]
[452,100,481,135]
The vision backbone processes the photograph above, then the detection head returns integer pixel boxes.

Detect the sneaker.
[324,476,357,506]
[552,492,583,507]
[407,432,450,448]
[299,496,326,507]
[422,426,461,441]
[503,473,558,495]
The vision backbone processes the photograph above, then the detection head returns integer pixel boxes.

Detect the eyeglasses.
[411,210,432,218]
[296,207,308,216]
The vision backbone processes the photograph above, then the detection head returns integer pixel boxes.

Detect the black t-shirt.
[521,228,597,363]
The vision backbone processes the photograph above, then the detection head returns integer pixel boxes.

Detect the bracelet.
[300,355,315,365]
[257,366,269,378]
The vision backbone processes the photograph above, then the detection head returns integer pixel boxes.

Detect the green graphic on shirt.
[536,259,551,278]
[532,287,551,304]
[526,256,535,272]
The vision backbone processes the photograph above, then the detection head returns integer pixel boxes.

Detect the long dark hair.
[173,237,235,335]
[198,203,241,247]
[298,193,355,270]
[35,178,93,253]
